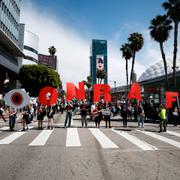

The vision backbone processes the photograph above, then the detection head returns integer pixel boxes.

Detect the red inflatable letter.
[38,86,58,106]
[127,83,142,100]
[66,82,85,101]
[166,92,179,108]
[93,84,111,102]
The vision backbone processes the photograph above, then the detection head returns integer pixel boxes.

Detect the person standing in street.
[172,106,179,127]
[47,106,55,130]
[9,108,17,131]
[121,104,127,127]
[80,103,88,127]
[37,105,46,130]
[0,104,7,122]
[22,106,31,131]
[64,101,73,128]
[102,103,111,128]
[158,104,167,132]
[138,103,145,128]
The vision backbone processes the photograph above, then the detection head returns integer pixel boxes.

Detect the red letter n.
[66,82,85,101]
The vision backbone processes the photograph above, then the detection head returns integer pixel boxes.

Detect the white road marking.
[137,130,180,148]
[166,130,180,137]
[29,130,53,146]
[0,132,26,144]
[66,128,81,147]
[113,129,158,151]
[0,127,9,131]
[19,125,34,132]
[89,128,118,149]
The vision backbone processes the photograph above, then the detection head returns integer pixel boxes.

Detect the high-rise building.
[0,0,24,94]
[19,24,39,65]
[90,39,108,85]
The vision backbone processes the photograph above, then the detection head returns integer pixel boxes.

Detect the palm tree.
[48,46,56,56]
[120,43,133,95]
[149,15,172,91]
[96,69,106,84]
[162,0,180,91]
[128,32,144,85]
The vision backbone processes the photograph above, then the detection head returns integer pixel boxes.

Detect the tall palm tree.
[48,46,56,56]
[128,32,144,85]
[149,15,172,91]
[162,0,180,91]
[120,43,133,95]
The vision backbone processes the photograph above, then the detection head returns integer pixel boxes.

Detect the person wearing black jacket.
[80,104,88,127]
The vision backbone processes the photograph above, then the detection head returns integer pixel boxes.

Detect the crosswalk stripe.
[166,130,180,137]
[112,129,158,151]
[89,128,118,149]
[19,125,34,132]
[0,132,26,144]
[29,130,53,146]
[137,130,180,148]
[66,128,81,147]
[0,127,9,131]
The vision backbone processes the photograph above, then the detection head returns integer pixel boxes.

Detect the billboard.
[38,54,57,70]
[96,55,104,71]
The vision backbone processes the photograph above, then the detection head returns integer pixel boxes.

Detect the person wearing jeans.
[138,104,145,128]
[64,102,73,128]
[9,108,17,131]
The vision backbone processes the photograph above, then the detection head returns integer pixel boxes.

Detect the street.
[0,114,180,180]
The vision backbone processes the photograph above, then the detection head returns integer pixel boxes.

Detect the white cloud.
[20,2,180,89]
[20,3,90,88]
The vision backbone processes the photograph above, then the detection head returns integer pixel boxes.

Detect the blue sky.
[28,0,165,39]
[21,0,179,87]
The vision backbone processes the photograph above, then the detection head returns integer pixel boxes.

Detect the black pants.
[104,116,111,128]
[122,116,127,127]
[9,116,16,130]
[160,120,167,132]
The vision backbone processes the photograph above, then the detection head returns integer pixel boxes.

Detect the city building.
[21,26,39,65]
[90,39,108,85]
[0,0,24,95]
[38,54,57,70]
[111,59,180,103]
[138,59,180,103]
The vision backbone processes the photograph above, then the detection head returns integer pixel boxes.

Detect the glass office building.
[0,0,24,95]
[90,39,108,85]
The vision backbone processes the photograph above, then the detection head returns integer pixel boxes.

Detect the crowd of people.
[0,100,179,132]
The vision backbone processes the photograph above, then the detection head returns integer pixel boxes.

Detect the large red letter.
[93,84,111,102]
[166,92,179,108]
[66,82,85,101]
[127,83,142,100]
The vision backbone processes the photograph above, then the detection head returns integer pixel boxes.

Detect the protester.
[0,104,6,122]
[37,105,46,130]
[92,105,100,128]
[138,103,145,128]
[22,106,31,131]
[102,103,111,128]
[9,108,17,131]
[64,101,73,128]
[121,104,127,127]
[47,106,55,130]
[158,104,167,132]
[172,106,179,127]
[80,103,88,127]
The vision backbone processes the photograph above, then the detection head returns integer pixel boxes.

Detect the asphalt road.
[0,114,180,180]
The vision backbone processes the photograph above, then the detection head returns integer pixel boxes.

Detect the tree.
[18,65,62,97]
[120,43,133,95]
[96,69,106,84]
[162,0,180,91]
[48,46,56,56]
[128,32,144,85]
[149,15,172,91]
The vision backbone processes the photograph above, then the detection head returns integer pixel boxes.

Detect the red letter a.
[127,83,142,100]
